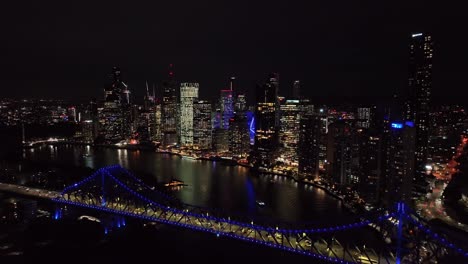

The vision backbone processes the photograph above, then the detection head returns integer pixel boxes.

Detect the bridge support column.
[101,215,126,235]
[115,216,126,228]
[396,201,406,264]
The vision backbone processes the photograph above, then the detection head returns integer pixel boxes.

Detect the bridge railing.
[52,165,468,263]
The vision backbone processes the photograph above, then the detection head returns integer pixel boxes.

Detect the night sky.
[0,1,466,104]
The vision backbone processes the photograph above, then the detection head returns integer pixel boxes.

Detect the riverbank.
[24,142,355,210]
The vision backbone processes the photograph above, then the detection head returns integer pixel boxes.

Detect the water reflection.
[22,145,348,224]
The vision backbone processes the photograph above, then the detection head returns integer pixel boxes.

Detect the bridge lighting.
[49,167,468,262]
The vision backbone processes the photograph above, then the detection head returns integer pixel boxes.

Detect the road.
[0,181,393,263]
[415,181,468,233]
[0,182,60,199]
[57,194,393,263]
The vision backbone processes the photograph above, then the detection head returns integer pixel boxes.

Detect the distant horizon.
[2,94,467,108]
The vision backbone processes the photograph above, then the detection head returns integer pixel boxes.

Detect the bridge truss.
[52,165,468,263]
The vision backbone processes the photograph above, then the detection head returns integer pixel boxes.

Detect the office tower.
[382,121,416,207]
[220,77,236,130]
[317,108,328,172]
[220,89,234,130]
[428,105,466,180]
[292,80,301,99]
[354,129,381,205]
[135,83,160,143]
[229,115,250,158]
[405,33,434,190]
[228,93,250,158]
[153,102,162,143]
[356,107,376,129]
[326,120,353,185]
[193,100,212,150]
[252,73,280,169]
[73,119,94,143]
[100,67,130,143]
[235,93,247,113]
[299,99,315,116]
[279,99,301,167]
[298,114,322,178]
[213,128,229,153]
[179,83,199,146]
[162,64,179,146]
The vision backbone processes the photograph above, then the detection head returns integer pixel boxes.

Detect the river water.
[21,144,350,225]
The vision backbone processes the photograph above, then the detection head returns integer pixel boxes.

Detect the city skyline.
[1,2,467,103]
[2,2,468,262]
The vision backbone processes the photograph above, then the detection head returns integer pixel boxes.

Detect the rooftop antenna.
[145,81,150,97]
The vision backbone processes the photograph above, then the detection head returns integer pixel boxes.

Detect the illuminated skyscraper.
[179,83,199,146]
[220,77,236,130]
[193,100,212,150]
[279,99,301,167]
[356,107,376,129]
[326,120,353,185]
[382,121,416,207]
[229,94,250,158]
[252,73,280,169]
[405,33,434,194]
[100,67,131,143]
[162,64,179,146]
[234,93,247,113]
[298,114,321,178]
[136,83,161,143]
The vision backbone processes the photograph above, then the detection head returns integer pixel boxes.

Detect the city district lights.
[391,121,414,129]
[391,123,403,129]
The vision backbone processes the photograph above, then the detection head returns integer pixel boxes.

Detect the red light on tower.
[169,72,173,76]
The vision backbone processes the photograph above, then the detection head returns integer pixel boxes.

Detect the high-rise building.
[354,129,381,205]
[252,73,280,169]
[356,106,376,129]
[279,99,301,167]
[326,120,353,185]
[162,64,179,146]
[405,33,434,191]
[153,102,162,143]
[229,115,250,158]
[220,77,236,130]
[193,100,212,150]
[213,128,229,153]
[428,105,466,179]
[220,89,234,130]
[298,114,322,178]
[228,93,249,158]
[179,83,199,146]
[99,67,131,144]
[235,94,247,113]
[382,121,416,207]
[136,83,161,143]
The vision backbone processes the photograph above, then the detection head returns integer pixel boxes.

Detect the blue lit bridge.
[29,166,468,263]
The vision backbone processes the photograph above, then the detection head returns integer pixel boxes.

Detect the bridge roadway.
[1,182,392,263]
[0,182,60,199]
